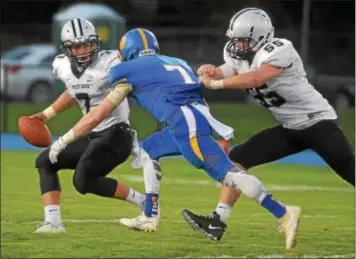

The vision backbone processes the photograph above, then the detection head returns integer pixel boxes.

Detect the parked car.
[304,65,354,112]
[315,75,355,112]
[1,44,57,103]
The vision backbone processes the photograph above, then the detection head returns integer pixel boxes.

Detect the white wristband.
[61,129,76,144]
[42,106,57,120]
[210,79,225,89]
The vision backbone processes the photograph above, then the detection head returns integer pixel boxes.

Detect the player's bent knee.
[72,177,88,195]
[222,167,267,203]
[35,149,51,168]
[72,171,88,195]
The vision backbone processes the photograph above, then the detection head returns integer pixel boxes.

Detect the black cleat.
[181,209,227,241]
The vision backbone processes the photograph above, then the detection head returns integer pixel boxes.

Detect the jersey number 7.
[164,65,195,84]
[75,93,90,114]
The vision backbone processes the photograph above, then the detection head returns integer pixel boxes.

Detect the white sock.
[141,149,161,194]
[215,203,232,223]
[126,188,145,207]
[44,205,61,226]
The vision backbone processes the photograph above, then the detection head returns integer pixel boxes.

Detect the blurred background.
[1,3,354,257]
[0,0,354,144]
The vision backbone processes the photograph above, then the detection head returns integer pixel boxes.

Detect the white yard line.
[258,254,355,258]
[180,254,355,258]
[120,175,353,192]
[1,219,119,225]
[2,216,354,229]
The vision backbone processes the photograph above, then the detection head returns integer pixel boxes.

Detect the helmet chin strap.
[227,38,253,60]
[70,49,96,71]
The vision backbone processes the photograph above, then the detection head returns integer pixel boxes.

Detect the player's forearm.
[211,67,225,80]
[217,64,238,79]
[61,98,117,143]
[210,65,283,90]
[60,84,131,144]
[209,71,267,90]
[222,72,262,89]
[43,90,75,120]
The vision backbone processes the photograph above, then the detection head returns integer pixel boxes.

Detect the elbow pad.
[107,83,132,106]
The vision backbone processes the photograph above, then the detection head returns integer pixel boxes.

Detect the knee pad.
[222,167,268,203]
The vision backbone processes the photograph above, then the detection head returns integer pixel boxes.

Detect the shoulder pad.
[52,54,68,68]
[256,38,294,68]
[55,54,65,59]
[52,54,69,80]
[98,50,121,71]
[99,50,114,56]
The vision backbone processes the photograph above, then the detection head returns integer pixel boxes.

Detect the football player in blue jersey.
[48,28,301,249]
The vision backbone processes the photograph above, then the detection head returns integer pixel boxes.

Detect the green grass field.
[1,151,354,258]
[2,102,355,144]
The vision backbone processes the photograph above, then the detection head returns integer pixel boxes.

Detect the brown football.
[17,116,52,147]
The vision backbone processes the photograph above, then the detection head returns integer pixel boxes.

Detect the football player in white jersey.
[29,17,145,233]
[182,7,354,242]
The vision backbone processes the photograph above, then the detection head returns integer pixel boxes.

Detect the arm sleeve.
[219,63,238,78]
[107,82,132,106]
[107,65,132,106]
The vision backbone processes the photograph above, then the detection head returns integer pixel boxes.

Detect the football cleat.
[33,222,66,233]
[118,212,159,232]
[181,209,227,241]
[278,205,302,249]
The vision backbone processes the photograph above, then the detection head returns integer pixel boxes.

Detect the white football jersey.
[223,38,337,129]
[53,50,130,132]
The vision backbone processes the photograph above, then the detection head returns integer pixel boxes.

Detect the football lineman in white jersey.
[182,7,354,244]
[29,17,145,233]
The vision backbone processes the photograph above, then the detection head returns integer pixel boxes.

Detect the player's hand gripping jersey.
[53,50,130,132]
[223,38,337,129]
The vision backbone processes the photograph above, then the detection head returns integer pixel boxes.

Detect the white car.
[1,44,57,103]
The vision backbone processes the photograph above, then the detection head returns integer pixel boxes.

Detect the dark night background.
[0,0,355,76]
[1,1,354,32]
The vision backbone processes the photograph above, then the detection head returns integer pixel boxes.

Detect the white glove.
[49,137,68,164]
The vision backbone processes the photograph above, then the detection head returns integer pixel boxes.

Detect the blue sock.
[144,193,153,216]
[261,194,287,219]
[144,193,159,217]
[152,202,158,216]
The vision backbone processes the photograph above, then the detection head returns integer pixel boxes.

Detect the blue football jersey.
[109,55,204,122]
